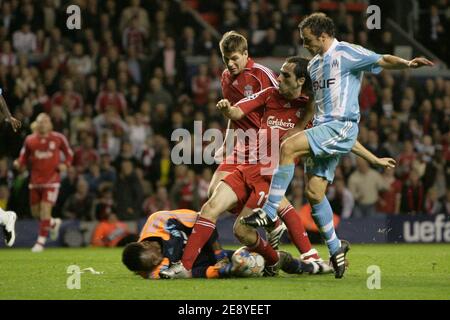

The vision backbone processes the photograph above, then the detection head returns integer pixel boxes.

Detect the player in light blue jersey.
[242,13,433,278]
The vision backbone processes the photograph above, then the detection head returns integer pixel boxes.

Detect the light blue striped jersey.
[308,39,382,125]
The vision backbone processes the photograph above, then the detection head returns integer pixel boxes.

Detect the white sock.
[37,236,47,245]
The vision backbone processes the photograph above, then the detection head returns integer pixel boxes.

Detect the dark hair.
[298,13,335,38]
[285,56,312,93]
[219,31,248,55]
[122,242,145,271]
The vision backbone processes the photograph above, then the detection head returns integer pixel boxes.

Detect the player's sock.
[37,219,51,245]
[181,217,216,271]
[247,233,279,266]
[279,204,312,254]
[311,197,340,255]
[262,164,295,221]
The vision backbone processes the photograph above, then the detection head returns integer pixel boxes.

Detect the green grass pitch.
[1,244,449,300]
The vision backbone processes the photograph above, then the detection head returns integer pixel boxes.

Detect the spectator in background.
[142,185,171,214]
[145,77,173,110]
[127,113,152,157]
[114,160,143,221]
[99,153,117,185]
[51,79,84,116]
[91,213,138,247]
[0,41,16,67]
[119,0,150,33]
[178,26,196,58]
[63,176,94,221]
[67,43,93,77]
[383,130,402,159]
[95,78,128,116]
[400,170,425,215]
[378,31,394,54]
[377,168,402,215]
[113,141,138,172]
[12,24,36,55]
[170,166,199,210]
[73,134,99,173]
[256,28,278,56]
[191,64,211,107]
[424,187,444,216]
[94,185,116,221]
[327,177,354,219]
[195,167,211,206]
[443,189,450,216]
[348,158,388,218]
[0,2,16,32]
[196,30,216,56]
[122,18,147,55]
[398,141,416,180]
[359,76,377,118]
[421,4,447,61]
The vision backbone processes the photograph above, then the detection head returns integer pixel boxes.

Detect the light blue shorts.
[304,120,358,182]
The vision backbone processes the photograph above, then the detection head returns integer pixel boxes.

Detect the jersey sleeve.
[255,65,279,89]
[58,133,74,166]
[340,44,383,74]
[235,87,272,115]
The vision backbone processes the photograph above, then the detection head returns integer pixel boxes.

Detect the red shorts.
[217,163,238,172]
[222,165,272,215]
[29,185,60,206]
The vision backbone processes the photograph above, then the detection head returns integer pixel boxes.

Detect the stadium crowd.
[0,0,448,227]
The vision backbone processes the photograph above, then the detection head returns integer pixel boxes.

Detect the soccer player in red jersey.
[14,113,74,252]
[210,31,279,195]
[0,88,21,247]
[161,57,322,278]
[212,32,323,263]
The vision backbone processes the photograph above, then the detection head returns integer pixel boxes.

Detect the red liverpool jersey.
[221,58,278,130]
[17,131,74,186]
[235,87,309,165]
[220,58,278,164]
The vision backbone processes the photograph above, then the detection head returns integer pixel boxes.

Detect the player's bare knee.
[200,199,220,222]
[233,222,255,245]
[280,141,295,160]
[305,186,324,205]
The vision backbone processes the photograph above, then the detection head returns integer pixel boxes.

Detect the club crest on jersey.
[244,85,254,97]
[267,116,295,130]
[332,59,339,68]
[49,141,56,150]
[283,102,291,108]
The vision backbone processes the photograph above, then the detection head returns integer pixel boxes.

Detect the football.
[231,247,265,277]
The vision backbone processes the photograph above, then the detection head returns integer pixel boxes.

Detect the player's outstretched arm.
[351,140,396,169]
[377,55,434,70]
[0,95,21,132]
[216,99,245,120]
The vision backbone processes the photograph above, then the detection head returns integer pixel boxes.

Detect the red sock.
[279,205,312,254]
[181,217,216,270]
[247,233,279,266]
[38,219,51,237]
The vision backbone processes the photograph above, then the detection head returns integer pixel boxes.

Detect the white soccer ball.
[231,247,265,277]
